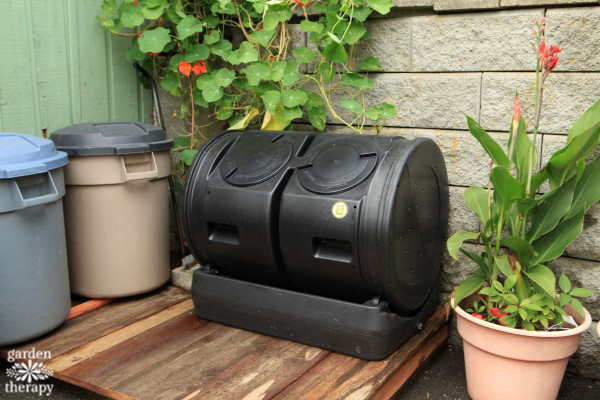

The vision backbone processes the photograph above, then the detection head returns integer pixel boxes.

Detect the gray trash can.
[0,133,70,346]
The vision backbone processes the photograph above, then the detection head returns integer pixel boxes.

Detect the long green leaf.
[528,168,548,194]
[531,210,585,265]
[453,271,486,308]
[510,117,534,184]
[460,248,490,277]
[568,97,600,142]
[527,177,576,241]
[501,236,535,264]
[447,231,480,260]
[467,116,510,169]
[464,186,489,226]
[565,155,600,219]
[546,121,600,189]
[523,264,556,296]
[491,166,522,204]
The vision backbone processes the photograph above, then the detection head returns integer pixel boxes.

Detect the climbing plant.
[98,0,397,177]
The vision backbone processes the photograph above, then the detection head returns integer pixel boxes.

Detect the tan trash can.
[50,122,174,298]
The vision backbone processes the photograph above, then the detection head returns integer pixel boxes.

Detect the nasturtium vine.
[98,0,397,182]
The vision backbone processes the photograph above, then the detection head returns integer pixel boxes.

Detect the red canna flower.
[471,313,484,320]
[295,0,310,6]
[179,61,192,76]
[191,61,207,75]
[133,1,139,5]
[539,41,561,73]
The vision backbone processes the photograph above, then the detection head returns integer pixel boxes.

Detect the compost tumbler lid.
[298,136,378,194]
[220,132,293,186]
[0,133,68,179]
[50,122,173,156]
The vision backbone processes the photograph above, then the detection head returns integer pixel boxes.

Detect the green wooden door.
[0,0,151,137]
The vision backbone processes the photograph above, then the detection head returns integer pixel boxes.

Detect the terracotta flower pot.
[451,297,591,400]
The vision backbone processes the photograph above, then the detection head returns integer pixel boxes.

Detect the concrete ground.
[1,345,598,399]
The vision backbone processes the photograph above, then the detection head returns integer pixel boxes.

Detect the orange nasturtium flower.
[179,61,192,76]
[191,61,208,75]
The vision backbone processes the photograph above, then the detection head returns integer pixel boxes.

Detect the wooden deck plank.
[0,285,190,360]
[48,299,194,372]
[272,307,448,400]
[62,312,330,400]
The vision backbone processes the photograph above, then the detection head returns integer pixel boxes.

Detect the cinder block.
[412,9,543,71]
[434,0,500,11]
[546,6,600,71]
[480,72,600,134]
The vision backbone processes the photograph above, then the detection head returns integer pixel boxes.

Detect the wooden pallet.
[0,286,450,400]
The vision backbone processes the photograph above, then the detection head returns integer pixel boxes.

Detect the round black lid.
[298,136,378,194]
[220,132,292,186]
[50,122,173,156]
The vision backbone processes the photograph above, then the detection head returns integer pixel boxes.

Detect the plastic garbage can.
[50,122,173,298]
[0,133,70,346]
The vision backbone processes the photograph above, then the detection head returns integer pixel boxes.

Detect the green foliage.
[449,34,599,330]
[100,0,398,186]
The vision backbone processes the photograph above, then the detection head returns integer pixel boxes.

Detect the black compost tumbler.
[184,130,448,360]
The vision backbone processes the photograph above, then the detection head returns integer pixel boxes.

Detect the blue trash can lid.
[50,122,173,156]
[0,133,68,179]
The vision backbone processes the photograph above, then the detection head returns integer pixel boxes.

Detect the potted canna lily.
[448,17,599,400]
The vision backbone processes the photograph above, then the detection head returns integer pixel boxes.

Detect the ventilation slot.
[207,222,240,245]
[312,238,353,263]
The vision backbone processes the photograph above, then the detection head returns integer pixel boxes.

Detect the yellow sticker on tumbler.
[332,202,348,219]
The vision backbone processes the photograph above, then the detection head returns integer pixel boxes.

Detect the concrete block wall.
[290,2,600,378]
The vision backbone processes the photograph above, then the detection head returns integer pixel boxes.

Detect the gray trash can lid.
[50,122,173,156]
[0,133,68,179]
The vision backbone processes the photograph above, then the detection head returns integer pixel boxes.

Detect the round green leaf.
[368,0,394,14]
[281,61,299,87]
[213,68,236,87]
[241,62,270,86]
[160,70,179,92]
[300,20,324,34]
[195,74,211,90]
[379,102,397,119]
[204,30,221,45]
[322,42,347,63]
[180,149,198,166]
[139,27,171,53]
[343,23,366,45]
[339,72,373,91]
[177,15,203,40]
[281,89,308,108]
[184,44,210,62]
[202,81,224,102]
[339,98,362,115]
[292,47,316,64]
[358,56,384,72]
[120,4,144,28]
[261,91,281,115]
[233,41,259,64]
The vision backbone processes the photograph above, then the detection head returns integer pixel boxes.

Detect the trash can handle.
[120,152,159,182]
[11,172,60,209]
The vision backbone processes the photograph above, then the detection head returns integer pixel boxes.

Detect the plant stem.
[188,78,195,150]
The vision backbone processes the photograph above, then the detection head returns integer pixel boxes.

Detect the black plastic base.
[191,268,440,361]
